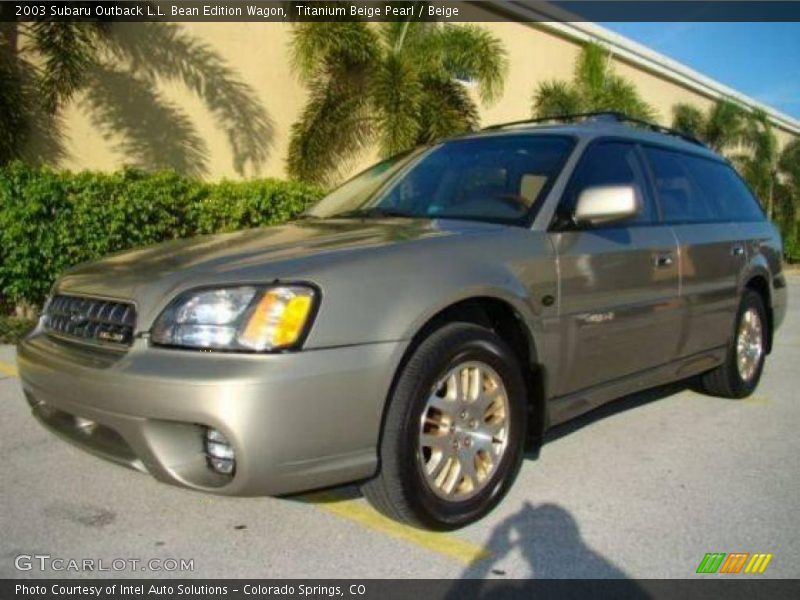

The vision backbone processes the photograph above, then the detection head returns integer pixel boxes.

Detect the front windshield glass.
[307,135,575,225]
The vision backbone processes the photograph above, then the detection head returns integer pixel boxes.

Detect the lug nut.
[463,437,473,448]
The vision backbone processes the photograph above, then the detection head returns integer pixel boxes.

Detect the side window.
[644,147,715,224]
[557,141,654,228]
[680,156,765,222]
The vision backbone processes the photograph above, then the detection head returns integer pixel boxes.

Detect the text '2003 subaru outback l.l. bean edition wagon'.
[18,113,786,530]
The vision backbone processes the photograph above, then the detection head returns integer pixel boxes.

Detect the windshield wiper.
[333,207,420,219]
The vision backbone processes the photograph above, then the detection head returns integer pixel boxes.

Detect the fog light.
[204,427,235,475]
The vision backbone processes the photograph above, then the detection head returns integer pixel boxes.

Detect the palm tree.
[734,109,780,219]
[0,18,273,175]
[777,138,800,253]
[287,18,508,185]
[671,99,748,152]
[780,138,800,192]
[532,42,656,121]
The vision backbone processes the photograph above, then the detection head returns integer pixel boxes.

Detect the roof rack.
[483,111,707,147]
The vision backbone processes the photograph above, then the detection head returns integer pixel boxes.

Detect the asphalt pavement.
[1,274,798,580]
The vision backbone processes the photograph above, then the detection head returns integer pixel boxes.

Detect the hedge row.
[0,163,325,309]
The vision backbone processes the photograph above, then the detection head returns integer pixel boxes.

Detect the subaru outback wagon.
[18,113,786,529]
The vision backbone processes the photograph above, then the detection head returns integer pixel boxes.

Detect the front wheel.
[362,323,527,530]
[697,289,768,398]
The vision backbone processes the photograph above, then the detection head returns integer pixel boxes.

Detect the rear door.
[642,146,748,358]
[550,141,681,396]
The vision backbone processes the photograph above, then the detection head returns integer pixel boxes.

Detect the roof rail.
[483,111,707,147]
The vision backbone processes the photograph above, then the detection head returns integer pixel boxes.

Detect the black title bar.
[2,1,800,23]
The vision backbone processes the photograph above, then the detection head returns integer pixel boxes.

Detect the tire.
[362,322,527,530]
[697,289,768,399]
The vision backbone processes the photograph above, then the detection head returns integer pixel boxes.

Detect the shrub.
[0,316,36,344]
[785,234,800,264]
[0,163,324,310]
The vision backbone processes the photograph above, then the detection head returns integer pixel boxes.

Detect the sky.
[601,22,800,119]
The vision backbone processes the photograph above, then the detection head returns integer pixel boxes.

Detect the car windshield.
[306,135,575,225]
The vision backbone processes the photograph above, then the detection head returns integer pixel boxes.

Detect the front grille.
[45,294,136,347]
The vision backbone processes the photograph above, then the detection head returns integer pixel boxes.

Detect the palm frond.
[779,138,800,187]
[672,103,705,140]
[532,80,583,118]
[574,41,609,102]
[380,18,435,52]
[0,47,65,165]
[25,22,100,113]
[427,24,507,104]
[600,76,657,121]
[705,100,747,151]
[0,45,28,164]
[290,21,379,82]
[416,77,479,144]
[287,67,375,186]
[371,52,422,157]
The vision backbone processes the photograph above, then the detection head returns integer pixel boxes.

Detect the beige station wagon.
[18,113,787,529]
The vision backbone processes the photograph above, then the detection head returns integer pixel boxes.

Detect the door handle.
[731,244,745,257]
[654,252,674,268]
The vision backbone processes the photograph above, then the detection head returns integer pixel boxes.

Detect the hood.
[55,218,489,325]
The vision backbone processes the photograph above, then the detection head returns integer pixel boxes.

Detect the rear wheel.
[362,323,527,530]
[697,289,767,398]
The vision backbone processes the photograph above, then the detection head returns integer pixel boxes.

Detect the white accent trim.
[496,1,800,135]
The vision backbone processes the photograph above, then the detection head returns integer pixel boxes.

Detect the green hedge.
[0,163,324,309]
[0,316,35,344]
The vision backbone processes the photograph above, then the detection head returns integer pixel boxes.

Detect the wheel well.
[745,275,773,353]
[406,297,547,450]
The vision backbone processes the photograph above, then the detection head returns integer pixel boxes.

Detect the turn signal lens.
[237,287,315,350]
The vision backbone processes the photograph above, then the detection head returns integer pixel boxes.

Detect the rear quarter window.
[680,155,766,222]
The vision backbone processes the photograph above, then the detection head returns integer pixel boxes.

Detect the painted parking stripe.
[300,490,491,565]
[0,360,18,378]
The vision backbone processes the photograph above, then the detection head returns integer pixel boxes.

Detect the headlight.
[150,285,317,351]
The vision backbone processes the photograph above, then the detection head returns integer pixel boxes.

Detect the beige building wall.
[48,20,798,183]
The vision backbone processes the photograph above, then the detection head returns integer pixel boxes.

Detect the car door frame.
[638,142,749,360]
[545,136,684,402]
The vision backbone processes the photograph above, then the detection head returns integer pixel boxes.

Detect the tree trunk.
[767,176,775,220]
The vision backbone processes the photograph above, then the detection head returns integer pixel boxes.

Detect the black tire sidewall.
[727,290,768,396]
[393,325,527,529]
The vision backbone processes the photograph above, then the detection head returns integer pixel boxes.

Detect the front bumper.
[17,333,407,496]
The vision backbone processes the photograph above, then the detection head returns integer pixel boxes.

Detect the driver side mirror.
[574,185,639,226]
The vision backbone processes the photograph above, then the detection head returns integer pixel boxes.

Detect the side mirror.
[574,185,639,226]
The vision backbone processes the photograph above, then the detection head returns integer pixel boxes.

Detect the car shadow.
[539,379,694,449]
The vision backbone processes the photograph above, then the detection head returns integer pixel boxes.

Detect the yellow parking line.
[301,490,491,565]
[0,360,18,378]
